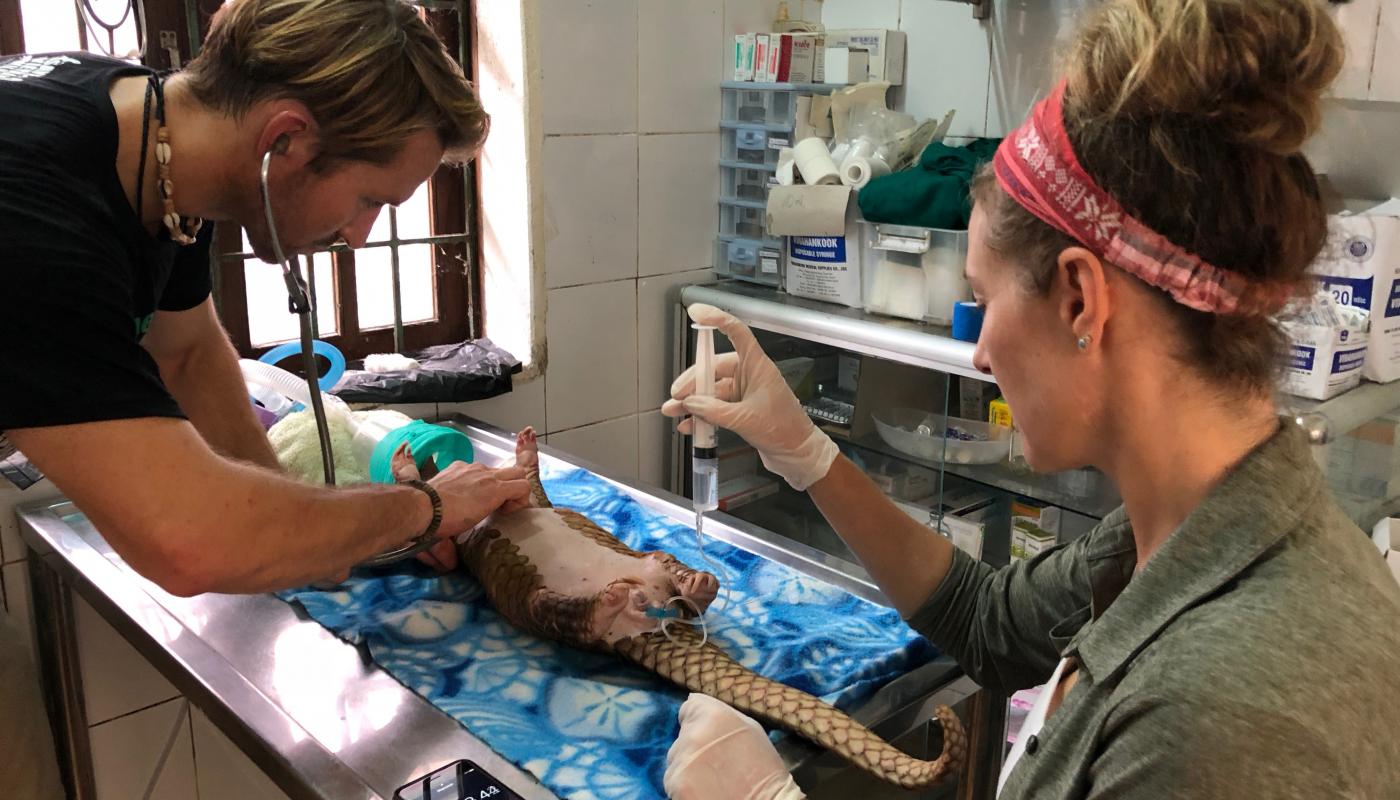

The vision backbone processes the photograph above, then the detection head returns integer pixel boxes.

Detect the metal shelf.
[682,282,1400,446]
[681,282,989,382]
[839,431,1120,521]
[1281,381,1400,444]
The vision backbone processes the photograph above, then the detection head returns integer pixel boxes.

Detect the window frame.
[0,0,485,362]
[199,1,483,360]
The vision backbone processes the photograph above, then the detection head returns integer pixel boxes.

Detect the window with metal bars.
[0,0,483,361]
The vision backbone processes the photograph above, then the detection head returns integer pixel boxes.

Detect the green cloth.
[368,419,474,483]
[857,138,1000,230]
[909,422,1400,798]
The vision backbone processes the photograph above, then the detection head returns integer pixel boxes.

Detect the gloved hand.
[662,304,839,491]
[664,693,806,800]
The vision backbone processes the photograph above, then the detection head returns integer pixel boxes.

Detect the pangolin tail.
[614,626,966,789]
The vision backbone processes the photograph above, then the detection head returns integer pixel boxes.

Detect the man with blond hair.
[0,2,523,794]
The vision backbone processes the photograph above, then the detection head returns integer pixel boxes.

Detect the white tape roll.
[842,154,891,188]
[793,136,841,186]
[776,147,797,186]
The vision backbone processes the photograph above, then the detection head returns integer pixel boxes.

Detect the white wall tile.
[638,410,674,490]
[898,3,991,138]
[2,480,62,565]
[986,0,1079,136]
[640,0,723,133]
[543,134,639,288]
[548,414,640,481]
[90,699,197,800]
[545,280,640,431]
[723,2,784,38]
[191,709,293,800]
[1327,0,1382,100]
[639,133,719,276]
[638,269,712,412]
[75,593,179,725]
[540,0,639,135]
[3,561,34,662]
[1370,3,1400,102]
[1308,102,1400,201]
[822,0,900,30]
[439,376,547,435]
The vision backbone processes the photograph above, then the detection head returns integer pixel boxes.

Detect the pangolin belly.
[398,427,965,789]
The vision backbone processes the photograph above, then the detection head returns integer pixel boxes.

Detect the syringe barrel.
[693,325,717,450]
[692,456,719,512]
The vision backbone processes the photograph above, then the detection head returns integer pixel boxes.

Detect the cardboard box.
[1279,292,1370,400]
[764,34,782,83]
[785,33,825,83]
[1011,498,1059,562]
[1371,518,1400,585]
[754,34,771,83]
[824,46,869,84]
[824,29,906,84]
[767,184,863,307]
[733,34,756,81]
[1309,198,1400,382]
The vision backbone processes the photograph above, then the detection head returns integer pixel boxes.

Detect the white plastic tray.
[873,408,1011,465]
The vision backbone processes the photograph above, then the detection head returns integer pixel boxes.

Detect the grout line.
[547,276,640,292]
[547,410,643,437]
[87,695,184,729]
[544,131,640,139]
[188,708,203,800]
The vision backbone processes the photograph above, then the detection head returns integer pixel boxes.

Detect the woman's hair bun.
[1063,0,1343,157]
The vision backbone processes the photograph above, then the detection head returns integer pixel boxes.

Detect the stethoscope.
[259,138,338,487]
[260,140,436,568]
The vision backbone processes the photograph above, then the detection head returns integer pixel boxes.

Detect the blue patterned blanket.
[280,463,934,799]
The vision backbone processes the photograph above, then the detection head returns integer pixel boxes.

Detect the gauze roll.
[793,136,841,186]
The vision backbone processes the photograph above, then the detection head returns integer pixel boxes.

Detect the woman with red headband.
[661,1,1400,798]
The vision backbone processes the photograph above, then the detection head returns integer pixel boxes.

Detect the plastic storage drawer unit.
[723,166,775,202]
[860,222,971,325]
[715,237,782,287]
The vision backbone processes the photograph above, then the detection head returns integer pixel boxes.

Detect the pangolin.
[392,427,966,790]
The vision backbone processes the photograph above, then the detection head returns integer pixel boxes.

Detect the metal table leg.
[28,555,96,800]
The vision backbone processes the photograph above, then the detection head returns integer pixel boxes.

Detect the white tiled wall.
[521,0,783,490]
[88,699,197,800]
[75,593,179,725]
[191,709,294,800]
[821,0,1077,139]
[828,0,1400,201]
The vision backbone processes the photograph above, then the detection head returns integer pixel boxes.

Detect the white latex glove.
[662,304,839,491]
[664,693,806,800]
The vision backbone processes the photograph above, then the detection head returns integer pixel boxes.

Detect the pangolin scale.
[397,427,966,790]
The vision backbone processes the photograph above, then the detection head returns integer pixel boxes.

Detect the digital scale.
[393,760,525,800]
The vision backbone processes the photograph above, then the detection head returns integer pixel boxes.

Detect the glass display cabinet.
[672,279,1400,798]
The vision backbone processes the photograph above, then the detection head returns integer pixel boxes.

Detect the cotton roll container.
[793,136,842,186]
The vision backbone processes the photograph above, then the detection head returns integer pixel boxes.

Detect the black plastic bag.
[331,338,521,404]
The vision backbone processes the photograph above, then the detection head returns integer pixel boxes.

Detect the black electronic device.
[393,760,524,800]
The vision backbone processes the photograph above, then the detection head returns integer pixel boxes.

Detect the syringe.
[691,323,719,528]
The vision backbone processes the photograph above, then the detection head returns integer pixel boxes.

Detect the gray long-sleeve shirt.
[908,423,1400,798]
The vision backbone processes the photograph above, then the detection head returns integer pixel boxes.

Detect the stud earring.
[1077,334,1092,350]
